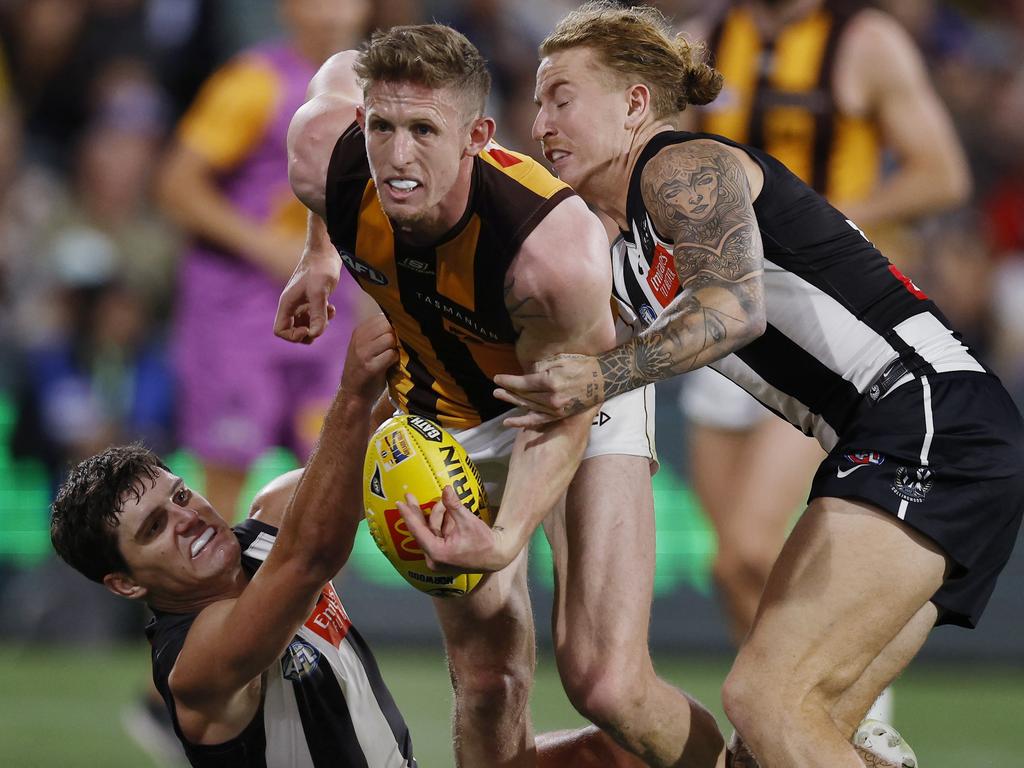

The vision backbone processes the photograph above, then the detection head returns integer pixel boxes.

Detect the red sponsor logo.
[488,148,522,168]
[384,502,436,561]
[888,264,928,300]
[304,581,351,648]
[647,244,680,307]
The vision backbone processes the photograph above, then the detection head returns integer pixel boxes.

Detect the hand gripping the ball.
[397,486,513,574]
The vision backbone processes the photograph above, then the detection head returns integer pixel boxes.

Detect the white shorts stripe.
[920,376,934,465]
[900,376,934,522]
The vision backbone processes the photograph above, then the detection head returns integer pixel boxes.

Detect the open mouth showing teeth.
[388,179,419,190]
[191,527,215,558]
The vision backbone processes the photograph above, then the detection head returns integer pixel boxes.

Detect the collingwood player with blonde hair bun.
[493,3,1024,767]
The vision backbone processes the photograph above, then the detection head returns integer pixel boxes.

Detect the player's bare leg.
[722,497,946,768]
[690,418,824,643]
[547,454,725,767]
[832,602,935,737]
[536,725,648,768]
[434,547,536,768]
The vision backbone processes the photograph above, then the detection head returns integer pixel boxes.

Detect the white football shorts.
[680,366,768,431]
[448,384,658,506]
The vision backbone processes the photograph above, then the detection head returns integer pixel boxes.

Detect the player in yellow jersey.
[275,25,723,768]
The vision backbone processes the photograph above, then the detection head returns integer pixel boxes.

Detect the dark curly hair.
[50,444,168,583]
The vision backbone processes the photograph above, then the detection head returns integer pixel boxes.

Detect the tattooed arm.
[494,139,766,425]
[397,196,616,571]
[602,140,766,397]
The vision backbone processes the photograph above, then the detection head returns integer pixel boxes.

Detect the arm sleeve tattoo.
[599,140,766,399]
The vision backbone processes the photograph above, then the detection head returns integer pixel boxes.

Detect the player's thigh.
[736,496,947,699]
[555,454,656,660]
[731,417,824,537]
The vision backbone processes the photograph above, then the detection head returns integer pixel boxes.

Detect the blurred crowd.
[0,0,1022,638]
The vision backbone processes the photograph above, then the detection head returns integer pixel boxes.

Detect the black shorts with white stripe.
[809,371,1024,628]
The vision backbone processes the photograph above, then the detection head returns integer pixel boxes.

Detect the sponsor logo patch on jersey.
[397,257,435,275]
[305,582,351,648]
[646,244,680,307]
[892,465,934,503]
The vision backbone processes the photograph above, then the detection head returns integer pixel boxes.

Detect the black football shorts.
[810,372,1024,628]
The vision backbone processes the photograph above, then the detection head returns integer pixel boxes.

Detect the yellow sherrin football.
[362,414,492,597]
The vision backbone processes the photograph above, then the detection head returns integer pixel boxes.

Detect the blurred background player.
[156,0,372,520]
[673,2,971,685]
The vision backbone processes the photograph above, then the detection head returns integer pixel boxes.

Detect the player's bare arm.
[167,316,398,744]
[495,140,766,425]
[836,10,969,226]
[398,197,615,571]
[275,52,361,343]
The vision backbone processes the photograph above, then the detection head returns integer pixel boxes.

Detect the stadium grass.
[0,644,1020,767]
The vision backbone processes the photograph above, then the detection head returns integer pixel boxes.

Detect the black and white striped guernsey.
[612,130,985,451]
[146,519,417,768]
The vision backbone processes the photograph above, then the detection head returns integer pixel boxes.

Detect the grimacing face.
[532,47,632,196]
[107,468,241,607]
[358,80,482,242]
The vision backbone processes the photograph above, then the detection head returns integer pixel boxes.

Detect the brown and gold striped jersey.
[698,4,881,204]
[324,123,573,429]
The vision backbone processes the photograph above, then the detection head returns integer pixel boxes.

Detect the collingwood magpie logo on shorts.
[892,466,934,503]
[282,638,321,681]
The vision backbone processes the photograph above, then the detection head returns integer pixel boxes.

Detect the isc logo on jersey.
[363,414,492,597]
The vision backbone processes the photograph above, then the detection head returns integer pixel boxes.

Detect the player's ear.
[624,83,652,129]
[465,116,496,157]
[104,571,147,601]
[355,104,366,130]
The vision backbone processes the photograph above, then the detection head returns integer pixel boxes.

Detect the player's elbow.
[942,157,972,209]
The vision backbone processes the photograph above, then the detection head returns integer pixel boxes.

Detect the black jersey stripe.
[289,652,370,768]
[734,324,862,434]
[811,11,849,194]
[344,627,417,766]
[393,240,507,422]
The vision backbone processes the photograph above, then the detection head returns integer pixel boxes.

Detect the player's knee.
[722,656,786,744]
[562,664,646,731]
[451,659,532,721]
[713,536,775,590]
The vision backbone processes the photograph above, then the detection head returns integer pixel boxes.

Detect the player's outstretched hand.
[397,486,512,573]
[340,314,398,403]
[494,353,605,428]
[274,241,341,344]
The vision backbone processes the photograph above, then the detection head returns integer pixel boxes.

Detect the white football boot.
[853,719,918,767]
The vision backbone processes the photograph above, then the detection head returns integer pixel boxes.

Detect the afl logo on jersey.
[638,304,658,326]
[282,638,321,681]
[339,248,388,285]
